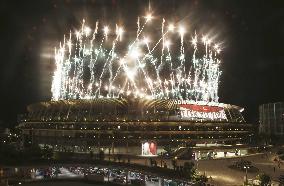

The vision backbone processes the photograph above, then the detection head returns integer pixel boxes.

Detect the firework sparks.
[51,13,222,102]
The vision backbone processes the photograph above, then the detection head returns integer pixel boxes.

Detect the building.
[17,98,253,159]
[259,102,284,136]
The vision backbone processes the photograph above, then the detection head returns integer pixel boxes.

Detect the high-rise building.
[259,102,284,136]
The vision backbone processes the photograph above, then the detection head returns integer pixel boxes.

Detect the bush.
[182,162,195,180]
[256,173,271,186]
[276,149,284,155]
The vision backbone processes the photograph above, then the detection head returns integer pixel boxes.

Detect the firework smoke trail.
[66,32,73,97]
[107,31,121,97]
[51,48,62,100]
[176,25,185,98]
[106,24,125,96]
[128,16,147,50]
[88,21,99,97]
[110,16,148,91]
[137,17,140,39]
[51,13,223,103]
[156,18,165,96]
[136,57,154,96]
[77,20,86,98]
[94,27,107,97]
[138,28,170,98]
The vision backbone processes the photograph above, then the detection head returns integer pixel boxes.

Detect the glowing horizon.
[51,14,222,102]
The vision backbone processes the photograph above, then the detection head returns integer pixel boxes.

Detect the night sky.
[0,0,284,127]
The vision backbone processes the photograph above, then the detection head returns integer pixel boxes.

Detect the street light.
[244,166,248,184]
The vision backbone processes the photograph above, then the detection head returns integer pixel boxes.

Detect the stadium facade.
[18,98,253,159]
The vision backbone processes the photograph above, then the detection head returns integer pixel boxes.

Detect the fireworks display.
[51,13,222,102]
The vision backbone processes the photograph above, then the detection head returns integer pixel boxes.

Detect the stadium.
[18,98,253,159]
[17,14,253,159]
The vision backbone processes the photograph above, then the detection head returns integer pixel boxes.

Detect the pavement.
[21,181,105,186]
[120,153,284,185]
[3,152,284,186]
[181,153,284,185]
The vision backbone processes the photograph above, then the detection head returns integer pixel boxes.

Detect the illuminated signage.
[177,102,227,121]
[141,141,157,156]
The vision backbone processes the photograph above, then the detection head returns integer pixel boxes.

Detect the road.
[123,153,283,185]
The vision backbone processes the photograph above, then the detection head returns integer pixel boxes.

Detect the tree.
[99,150,105,161]
[171,159,177,170]
[163,145,174,156]
[195,174,208,184]
[42,145,53,159]
[270,135,280,145]
[23,145,43,159]
[183,162,196,180]
[89,150,94,159]
[0,143,20,164]
[117,154,122,162]
[53,151,74,161]
[257,173,271,186]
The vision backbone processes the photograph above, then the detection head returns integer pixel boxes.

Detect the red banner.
[179,104,223,112]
